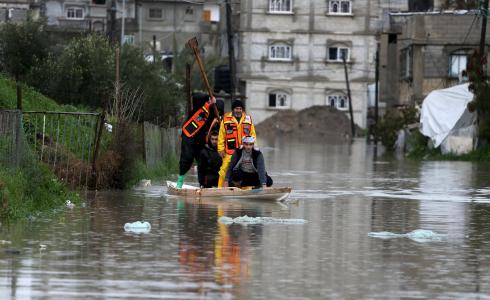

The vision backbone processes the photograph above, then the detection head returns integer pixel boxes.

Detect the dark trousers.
[179,135,203,175]
[230,169,273,188]
[203,173,219,188]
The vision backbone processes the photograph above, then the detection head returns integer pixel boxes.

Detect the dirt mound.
[256,106,355,143]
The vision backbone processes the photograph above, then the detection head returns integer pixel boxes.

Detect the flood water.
[2,138,490,299]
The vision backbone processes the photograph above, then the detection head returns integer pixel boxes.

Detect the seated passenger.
[198,131,222,188]
[224,136,273,188]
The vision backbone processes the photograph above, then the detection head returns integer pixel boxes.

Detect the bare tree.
[109,82,144,123]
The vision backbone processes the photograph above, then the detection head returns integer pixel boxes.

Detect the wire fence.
[0,110,28,169]
[0,110,180,189]
[21,111,100,189]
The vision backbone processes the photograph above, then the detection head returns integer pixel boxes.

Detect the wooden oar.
[187,37,220,119]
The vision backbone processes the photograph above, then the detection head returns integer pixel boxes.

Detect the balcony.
[53,18,91,32]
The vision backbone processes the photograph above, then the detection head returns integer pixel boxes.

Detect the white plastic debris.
[124,221,151,234]
[368,229,444,242]
[39,244,47,250]
[65,200,75,209]
[0,240,11,245]
[139,179,151,187]
[104,123,113,132]
[219,215,307,225]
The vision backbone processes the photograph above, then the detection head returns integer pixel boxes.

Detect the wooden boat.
[166,181,291,201]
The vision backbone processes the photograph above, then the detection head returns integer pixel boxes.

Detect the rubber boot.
[176,175,185,189]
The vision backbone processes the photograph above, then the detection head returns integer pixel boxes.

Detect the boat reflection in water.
[175,197,276,293]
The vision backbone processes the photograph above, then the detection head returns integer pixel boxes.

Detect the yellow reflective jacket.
[218,112,256,155]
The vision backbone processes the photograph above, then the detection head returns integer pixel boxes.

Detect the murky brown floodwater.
[2,138,490,299]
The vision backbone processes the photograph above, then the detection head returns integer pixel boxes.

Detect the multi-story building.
[125,0,225,56]
[236,0,408,127]
[0,0,35,23]
[43,0,109,32]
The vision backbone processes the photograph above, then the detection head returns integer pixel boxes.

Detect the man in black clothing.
[177,93,224,188]
[224,136,273,188]
[198,131,222,188]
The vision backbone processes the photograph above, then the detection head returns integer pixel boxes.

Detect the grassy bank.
[406,131,490,161]
[0,74,84,219]
[408,145,490,161]
[0,161,79,219]
[130,155,179,186]
[0,74,84,111]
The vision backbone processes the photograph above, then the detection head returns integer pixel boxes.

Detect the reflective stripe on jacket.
[218,112,256,155]
[182,101,211,138]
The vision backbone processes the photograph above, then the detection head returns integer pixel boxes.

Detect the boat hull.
[166,181,291,201]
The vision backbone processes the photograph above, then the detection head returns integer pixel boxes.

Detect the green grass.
[130,155,179,187]
[0,161,80,220]
[0,74,85,111]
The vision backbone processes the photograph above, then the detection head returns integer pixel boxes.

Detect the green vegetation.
[376,106,419,151]
[0,74,81,111]
[130,155,179,187]
[0,160,79,219]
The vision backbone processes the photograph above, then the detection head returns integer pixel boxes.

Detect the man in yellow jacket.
[217,99,256,187]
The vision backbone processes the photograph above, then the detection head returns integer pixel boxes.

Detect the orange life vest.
[223,114,253,155]
[182,102,211,138]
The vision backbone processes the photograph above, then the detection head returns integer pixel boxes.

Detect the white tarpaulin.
[420,83,475,147]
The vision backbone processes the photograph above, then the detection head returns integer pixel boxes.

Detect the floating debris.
[368,229,444,242]
[124,221,151,234]
[0,240,11,245]
[65,200,75,209]
[219,215,307,225]
[139,179,152,187]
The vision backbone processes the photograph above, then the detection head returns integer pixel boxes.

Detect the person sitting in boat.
[223,136,273,188]
[198,130,222,188]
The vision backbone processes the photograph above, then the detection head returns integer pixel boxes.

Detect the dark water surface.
[2,139,490,299]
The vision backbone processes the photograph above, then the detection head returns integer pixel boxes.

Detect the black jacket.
[198,144,222,186]
[225,148,267,185]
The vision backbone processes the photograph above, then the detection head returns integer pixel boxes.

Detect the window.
[66,7,84,19]
[269,0,292,13]
[269,44,292,61]
[327,95,348,110]
[400,47,412,79]
[184,6,194,21]
[329,1,352,14]
[269,92,289,108]
[328,47,350,62]
[449,50,468,78]
[92,0,106,5]
[149,8,163,19]
[124,35,134,45]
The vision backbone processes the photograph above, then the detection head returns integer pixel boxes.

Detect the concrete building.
[0,0,35,23]
[44,0,109,32]
[379,8,490,106]
[123,0,226,57]
[236,0,409,128]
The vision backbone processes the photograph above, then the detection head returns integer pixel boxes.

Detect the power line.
[462,13,480,45]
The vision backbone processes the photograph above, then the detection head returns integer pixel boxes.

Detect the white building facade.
[237,0,408,127]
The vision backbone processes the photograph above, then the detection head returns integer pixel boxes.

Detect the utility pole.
[342,56,356,138]
[374,43,380,145]
[120,0,125,46]
[152,35,157,64]
[225,0,236,100]
[480,0,489,57]
[109,0,117,44]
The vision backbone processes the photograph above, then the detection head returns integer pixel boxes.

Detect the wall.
[237,0,397,128]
